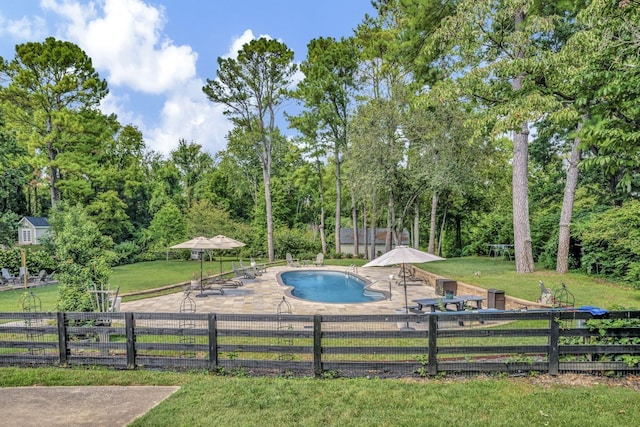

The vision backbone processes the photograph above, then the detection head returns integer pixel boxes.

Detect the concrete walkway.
[0,386,179,427]
[121,265,437,315]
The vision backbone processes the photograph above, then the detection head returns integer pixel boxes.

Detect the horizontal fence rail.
[0,310,639,377]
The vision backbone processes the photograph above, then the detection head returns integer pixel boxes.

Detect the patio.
[120,265,438,315]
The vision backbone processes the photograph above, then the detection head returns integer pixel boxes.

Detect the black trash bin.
[435,278,457,296]
[487,289,505,310]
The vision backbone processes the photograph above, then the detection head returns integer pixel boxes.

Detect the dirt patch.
[403,373,640,392]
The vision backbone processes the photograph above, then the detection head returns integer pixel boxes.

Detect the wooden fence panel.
[0,310,639,377]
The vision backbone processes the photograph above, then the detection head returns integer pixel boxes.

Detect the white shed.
[17,217,51,245]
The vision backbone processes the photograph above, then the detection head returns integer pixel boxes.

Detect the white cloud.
[145,78,233,156]
[42,0,197,94]
[0,13,47,40]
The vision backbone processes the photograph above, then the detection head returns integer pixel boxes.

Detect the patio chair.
[1,268,15,284]
[43,271,57,284]
[28,269,47,285]
[313,253,324,267]
[240,259,262,276]
[14,267,28,286]
[537,281,554,305]
[397,265,428,285]
[250,257,268,273]
[232,261,256,279]
[286,253,301,268]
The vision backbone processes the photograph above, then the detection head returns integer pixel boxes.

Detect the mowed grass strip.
[1,367,638,427]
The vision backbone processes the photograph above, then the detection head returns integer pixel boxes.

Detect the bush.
[575,200,640,286]
[0,248,55,275]
[273,226,320,259]
[113,241,141,266]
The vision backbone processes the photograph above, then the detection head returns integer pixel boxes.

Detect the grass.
[0,367,638,426]
[418,256,640,310]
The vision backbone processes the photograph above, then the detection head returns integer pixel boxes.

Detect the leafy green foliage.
[50,203,114,312]
[576,200,640,285]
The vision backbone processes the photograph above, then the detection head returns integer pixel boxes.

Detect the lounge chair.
[232,261,256,279]
[207,276,244,288]
[313,253,324,266]
[286,253,301,268]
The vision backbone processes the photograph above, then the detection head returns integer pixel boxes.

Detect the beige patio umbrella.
[363,246,445,330]
[207,235,246,274]
[171,236,227,297]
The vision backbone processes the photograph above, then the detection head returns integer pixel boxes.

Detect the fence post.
[313,315,322,377]
[428,314,438,375]
[57,312,68,366]
[125,312,136,369]
[549,312,560,376]
[208,313,217,372]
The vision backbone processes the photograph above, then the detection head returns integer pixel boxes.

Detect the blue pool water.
[280,270,385,303]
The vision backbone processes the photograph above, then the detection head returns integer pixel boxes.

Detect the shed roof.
[20,216,50,227]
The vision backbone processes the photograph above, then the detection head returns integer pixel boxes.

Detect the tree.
[290,37,359,255]
[145,201,186,260]
[170,138,213,209]
[86,190,133,243]
[428,1,569,272]
[203,38,296,262]
[0,108,29,219]
[50,203,114,312]
[0,37,108,207]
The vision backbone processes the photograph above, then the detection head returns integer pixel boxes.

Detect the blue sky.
[0,0,375,156]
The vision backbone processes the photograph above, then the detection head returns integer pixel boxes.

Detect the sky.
[0,0,375,156]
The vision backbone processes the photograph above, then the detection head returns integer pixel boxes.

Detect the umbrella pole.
[401,263,414,331]
[200,251,204,295]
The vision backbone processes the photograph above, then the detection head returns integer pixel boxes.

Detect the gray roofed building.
[339,228,410,257]
[18,217,51,245]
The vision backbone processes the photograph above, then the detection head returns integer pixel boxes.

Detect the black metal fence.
[1,310,639,377]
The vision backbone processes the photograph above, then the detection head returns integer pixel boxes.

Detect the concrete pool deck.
[121,265,438,315]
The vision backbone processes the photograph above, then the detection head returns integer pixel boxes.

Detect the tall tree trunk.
[512,120,534,273]
[334,146,342,255]
[437,206,447,257]
[413,202,420,249]
[362,205,368,259]
[428,192,438,254]
[369,215,376,260]
[317,161,327,255]
[386,194,394,252]
[263,165,275,262]
[556,121,583,273]
[319,202,327,256]
[351,191,358,256]
[511,9,535,273]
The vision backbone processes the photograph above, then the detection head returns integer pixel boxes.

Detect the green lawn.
[420,256,640,310]
[0,367,638,426]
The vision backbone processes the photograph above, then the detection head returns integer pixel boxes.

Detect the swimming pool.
[279,270,386,303]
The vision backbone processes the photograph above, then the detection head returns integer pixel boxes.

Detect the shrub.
[575,200,640,286]
[113,241,141,266]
